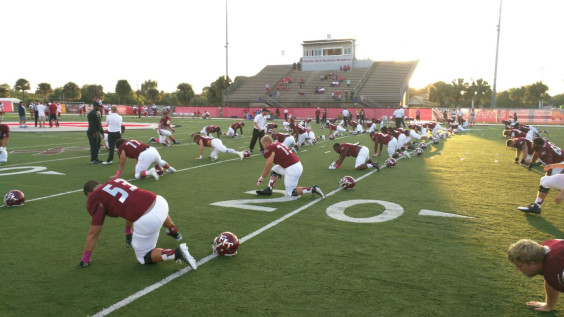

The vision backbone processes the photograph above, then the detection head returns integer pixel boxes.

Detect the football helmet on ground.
[212,232,239,256]
[329,134,335,140]
[339,176,356,189]
[385,158,397,167]
[415,148,424,156]
[419,142,427,150]
[154,165,164,176]
[4,190,25,207]
[243,150,251,158]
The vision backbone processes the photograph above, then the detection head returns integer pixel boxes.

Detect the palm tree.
[14,78,30,102]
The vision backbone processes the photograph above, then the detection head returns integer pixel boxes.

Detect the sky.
[3,0,563,97]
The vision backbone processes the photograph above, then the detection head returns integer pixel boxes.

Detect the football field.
[2,114,564,316]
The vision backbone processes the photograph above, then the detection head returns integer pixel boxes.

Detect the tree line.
[2,76,563,108]
[413,78,564,108]
[0,76,235,106]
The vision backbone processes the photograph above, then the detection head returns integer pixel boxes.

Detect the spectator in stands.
[265,83,269,92]
[346,79,351,87]
[345,91,349,102]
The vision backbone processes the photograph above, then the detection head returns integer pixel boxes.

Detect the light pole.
[225,0,229,83]
[491,0,502,108]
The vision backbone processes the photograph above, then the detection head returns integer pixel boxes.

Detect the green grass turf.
[2,115,564,316]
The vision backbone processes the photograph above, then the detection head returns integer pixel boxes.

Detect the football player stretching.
[256,135,325,198]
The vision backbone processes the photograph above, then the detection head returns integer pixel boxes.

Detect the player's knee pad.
[271,171,282,179]
[538,185,550,194]
[143,251,155,265]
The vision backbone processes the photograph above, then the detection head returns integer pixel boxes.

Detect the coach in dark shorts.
[87,102,103,164]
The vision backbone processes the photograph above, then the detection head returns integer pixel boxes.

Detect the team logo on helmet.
[339,176,356,189]
[154,165,164,176]
[4,190,25,207]
[385,158,397,167]
[212,232,239,256]
[414,148,423,156]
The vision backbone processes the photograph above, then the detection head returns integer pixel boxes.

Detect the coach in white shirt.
[103,105,123,164]
[249,108,268,154]
[393,106,405,128]
[37,102,47,128]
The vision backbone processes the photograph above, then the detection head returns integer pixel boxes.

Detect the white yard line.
[91,169,379,316]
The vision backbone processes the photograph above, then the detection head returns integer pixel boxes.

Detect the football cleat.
[166,229,183,241]
[166,166,176,174]
[148,137,155,143]
[256,187,273,195]
[4,189,25,207]
[339,176,356,189]
[385,158,397,167]
[517,203,541,214]
[147,168,160,181]
[176,243,198,270]
[172,140,180,144]
[373,162,380,171]
[312,185,326,198]
[212,232,239,256]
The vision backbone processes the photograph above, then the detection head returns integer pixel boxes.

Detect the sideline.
[91,168,378,317]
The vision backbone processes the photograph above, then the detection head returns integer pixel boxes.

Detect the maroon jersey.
[513,137,533,155]
[117,139,150,159]
[195,135,213,147]
[206,125,220,133]
[326,123,337,131]
[86,178,157,225]
[371,132,393,145]
[159,115,171,129]
[535,141,564,165]
[266,123,278,130]
[396,128,410,136]
[409,124,422,133]
[293,124,307,134]
[508,129,527,138]
[231,122,244,130]
[518,125,530,133]
[48,103,58,115]
[541,240,564,292]
[335,143,359,157]
[423,122,436,129]
[388,129,401,139]
[0,124,9,139]
[271,133,289,143]
[263,142,299,168]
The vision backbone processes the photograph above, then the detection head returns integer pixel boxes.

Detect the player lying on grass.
[80,179,197,270]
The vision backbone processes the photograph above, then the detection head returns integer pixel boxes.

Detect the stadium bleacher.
[223,61,418,108]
